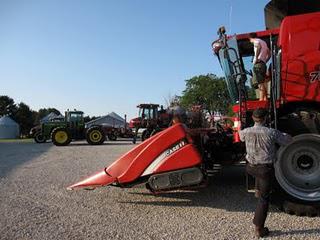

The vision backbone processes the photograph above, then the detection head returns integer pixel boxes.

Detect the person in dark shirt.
[239,108,292,238]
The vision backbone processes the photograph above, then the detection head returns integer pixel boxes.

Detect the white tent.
[0,116,20,139]
[85,112,126,128]
[40,112,64,123]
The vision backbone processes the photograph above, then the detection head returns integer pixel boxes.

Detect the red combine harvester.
[68,1,320,216]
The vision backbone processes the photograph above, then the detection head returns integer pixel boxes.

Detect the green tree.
[0,95,17,117]
[164,94,181,108]
[180,74,231,115]
[47,108,61,116]
[13,102,34,136]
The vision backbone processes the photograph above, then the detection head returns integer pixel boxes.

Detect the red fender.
[67,123,202,190]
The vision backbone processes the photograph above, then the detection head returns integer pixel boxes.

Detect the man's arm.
[274,130,292,146]
[239,129,246,142]
[253,41,261,64]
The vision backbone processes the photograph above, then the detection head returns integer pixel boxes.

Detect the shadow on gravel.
[124,188,265,213]
[271,228,320,237]
[66,142,135,147]
[122,166,282,214]
[0,142,52,177]
[117,138,138,142]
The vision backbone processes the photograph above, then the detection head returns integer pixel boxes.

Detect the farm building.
[0,116,20,139]
[40,112,64,123]
[85,112,127,128]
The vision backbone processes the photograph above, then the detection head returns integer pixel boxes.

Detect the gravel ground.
[0,140,319,240]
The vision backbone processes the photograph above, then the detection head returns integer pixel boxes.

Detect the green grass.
[0,138,34,143]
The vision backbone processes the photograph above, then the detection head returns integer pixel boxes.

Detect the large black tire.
[150,128,162,137]
[275,107,320,216]
[274,134,320,216]
[141,129,150,141]
[34,131,46,143]
[51,127,72,146]
[86,126,105,145]
[107,133,117,141]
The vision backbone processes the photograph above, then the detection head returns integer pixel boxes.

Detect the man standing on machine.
[249,33,271,101]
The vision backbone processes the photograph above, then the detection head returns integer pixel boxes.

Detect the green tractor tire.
[107,133,117,141]
[34,131,46,143]
[86,126,106,145]
[51,127,72,146]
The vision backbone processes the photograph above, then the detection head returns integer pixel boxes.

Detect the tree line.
[0,95,103,137]
[1,74,232,136]
[0,95,62,136]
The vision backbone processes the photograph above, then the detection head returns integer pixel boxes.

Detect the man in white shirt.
[249,33,271,101]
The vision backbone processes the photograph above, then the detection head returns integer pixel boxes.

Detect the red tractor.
[129,103,173,143]
[129,103,205,143]
[68,1,320,216]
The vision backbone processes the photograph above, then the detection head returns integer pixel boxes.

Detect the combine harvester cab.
[68,123,204,192]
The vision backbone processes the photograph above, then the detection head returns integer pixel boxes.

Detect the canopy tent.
[85,112,127,129]
[0,116,20,139]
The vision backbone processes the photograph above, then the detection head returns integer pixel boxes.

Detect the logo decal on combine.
[141,140,186,176]
[165,141,186,156]
[310,71,320,83]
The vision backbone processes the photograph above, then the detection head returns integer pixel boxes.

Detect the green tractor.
[34,110,105,146]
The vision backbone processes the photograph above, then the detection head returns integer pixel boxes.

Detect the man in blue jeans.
[239,108,292,238]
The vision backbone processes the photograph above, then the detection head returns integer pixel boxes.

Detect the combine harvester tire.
[275,134,320,216]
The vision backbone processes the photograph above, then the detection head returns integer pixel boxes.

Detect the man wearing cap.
[239,108,292,238]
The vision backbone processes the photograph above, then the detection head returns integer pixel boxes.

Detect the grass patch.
[0,138,34,143]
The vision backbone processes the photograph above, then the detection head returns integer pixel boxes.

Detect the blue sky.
[0,0,269,119]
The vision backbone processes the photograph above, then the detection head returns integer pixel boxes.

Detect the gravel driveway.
[0,141,319,240]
